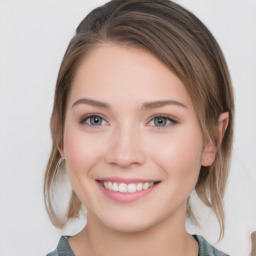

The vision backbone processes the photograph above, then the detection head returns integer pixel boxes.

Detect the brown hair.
[44,0,234,239]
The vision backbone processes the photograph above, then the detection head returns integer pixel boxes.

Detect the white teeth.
[119,183,127,193]
[104,182,109,189]
[112,182,119,192]
[143,182,149,190]
[127,183,137,193]
[101,181,156,193]
[108,182,112,190]
[136,183,143,191]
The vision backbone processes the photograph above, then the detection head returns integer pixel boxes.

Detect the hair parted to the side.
[44,0,234,239]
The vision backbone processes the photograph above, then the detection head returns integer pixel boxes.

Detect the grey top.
[47,235,229,256]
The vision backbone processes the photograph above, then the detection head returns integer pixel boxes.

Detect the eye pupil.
[90,116,102,125]
[154,117,167,126]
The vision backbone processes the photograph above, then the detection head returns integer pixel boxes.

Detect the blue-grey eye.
[148,116,175,127]
[154,117,168,126]
[83,115,107,126]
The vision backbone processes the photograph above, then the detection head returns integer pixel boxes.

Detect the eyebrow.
[141,100,187,110]
[72,98,187,110]
[72,98,111,109]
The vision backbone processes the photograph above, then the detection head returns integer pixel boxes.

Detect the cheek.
[63,128,105,175]
[148,129,203,180]
[62,127,108,210]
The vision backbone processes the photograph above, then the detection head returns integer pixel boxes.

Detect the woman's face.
[61,44,213,232]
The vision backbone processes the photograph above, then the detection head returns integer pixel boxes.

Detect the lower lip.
[97,182,160,203]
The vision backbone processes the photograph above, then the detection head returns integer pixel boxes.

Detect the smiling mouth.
[97,180,160,193]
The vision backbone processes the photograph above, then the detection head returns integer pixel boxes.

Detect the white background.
[0,0,256,255]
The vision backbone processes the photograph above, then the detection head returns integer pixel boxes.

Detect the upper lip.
[96,177,159,183]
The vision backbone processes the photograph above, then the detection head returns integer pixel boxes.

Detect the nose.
[105,125,146,168]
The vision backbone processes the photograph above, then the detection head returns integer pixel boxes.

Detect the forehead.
[68,43,193,110]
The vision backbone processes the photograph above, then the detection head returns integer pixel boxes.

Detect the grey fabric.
[47,237,75,256]
[193,235,229,256]
[47,234,229,256]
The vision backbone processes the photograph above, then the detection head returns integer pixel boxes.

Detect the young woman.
[44,1,234,255]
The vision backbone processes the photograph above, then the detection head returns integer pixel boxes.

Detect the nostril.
[105,152,146,168]
[104,134,146,167]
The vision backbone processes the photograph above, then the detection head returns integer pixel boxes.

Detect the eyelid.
[79,113,178,128]
[80,113,109,126]
[146,114,178,127]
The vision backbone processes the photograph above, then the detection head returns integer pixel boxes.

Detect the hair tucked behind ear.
[44,0,234,239]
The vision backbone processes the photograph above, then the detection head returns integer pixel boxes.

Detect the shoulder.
[47,234,228,256]
[46,236,76,256]
[193,235,229,256]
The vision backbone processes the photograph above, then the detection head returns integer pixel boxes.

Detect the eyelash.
[147,114,178,128]
[79,114,178,128]
[80,113,108,127]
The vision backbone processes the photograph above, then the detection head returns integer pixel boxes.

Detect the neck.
[69,204,198,256]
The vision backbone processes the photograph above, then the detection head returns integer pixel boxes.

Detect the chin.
[97,208,174,234]
[107,220,153,233]
[96,211,155,233]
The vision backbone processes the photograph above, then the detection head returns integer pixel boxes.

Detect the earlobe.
[201,142,216,167]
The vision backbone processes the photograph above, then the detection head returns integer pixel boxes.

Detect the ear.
[57,143,65,159]
[216,112,229,146]
[201,141,216,167]
[201,112,229,167]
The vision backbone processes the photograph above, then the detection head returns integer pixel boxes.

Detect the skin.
[60,44,228,256]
